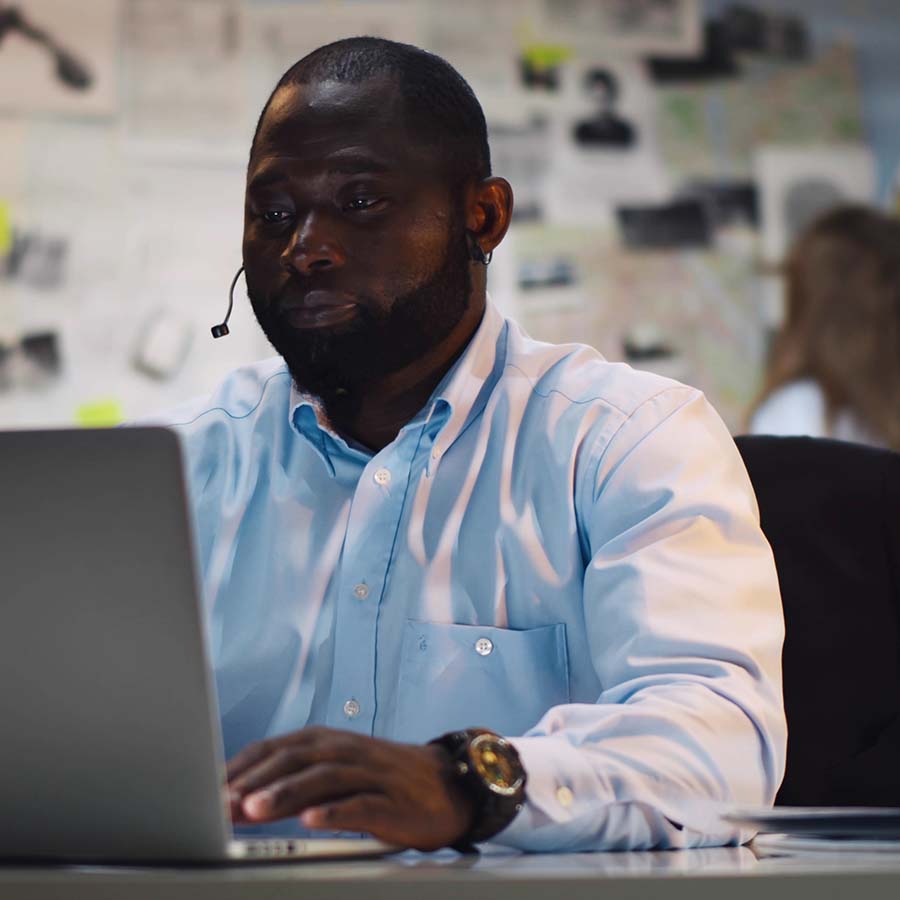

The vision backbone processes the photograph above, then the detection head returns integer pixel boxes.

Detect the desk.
[3,845,900,900]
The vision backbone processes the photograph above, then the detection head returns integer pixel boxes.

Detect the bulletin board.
[0,0,872,431]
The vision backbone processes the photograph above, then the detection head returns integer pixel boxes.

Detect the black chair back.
[735,435,900,806]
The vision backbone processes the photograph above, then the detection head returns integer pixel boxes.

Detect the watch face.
[469,734,524,796]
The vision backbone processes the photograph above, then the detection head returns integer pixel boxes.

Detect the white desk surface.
[3,844,900,900]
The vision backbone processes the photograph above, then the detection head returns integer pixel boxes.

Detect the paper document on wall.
[123,0,245,145]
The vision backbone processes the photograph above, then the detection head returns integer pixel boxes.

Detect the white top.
[750,379,883,447]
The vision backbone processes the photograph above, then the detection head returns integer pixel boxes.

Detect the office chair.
[735,435,900,806]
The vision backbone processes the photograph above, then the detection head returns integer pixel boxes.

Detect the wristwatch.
[430,728,527,851]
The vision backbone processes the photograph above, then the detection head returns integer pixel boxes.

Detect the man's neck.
[325,297,486,453]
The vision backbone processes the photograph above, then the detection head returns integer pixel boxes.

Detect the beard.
[248,224,473,417]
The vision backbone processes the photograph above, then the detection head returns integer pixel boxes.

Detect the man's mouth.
[277,290,360,329]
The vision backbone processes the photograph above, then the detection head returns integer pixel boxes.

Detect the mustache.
[260,277,353,312]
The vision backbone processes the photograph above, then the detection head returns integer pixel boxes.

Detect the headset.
[210,266,243,339]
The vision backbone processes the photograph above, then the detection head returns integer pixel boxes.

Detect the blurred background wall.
[0,0,897,431]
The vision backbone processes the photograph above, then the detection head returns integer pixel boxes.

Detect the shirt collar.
[425,298,507,471]
[288,297,508,476]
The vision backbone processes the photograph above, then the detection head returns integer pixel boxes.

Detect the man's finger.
[229,738,368,796]
[225,740,274,781]
[229,745,316,797]
[241,763,383,821]
[300,794,395,838]
[225,726,371,782]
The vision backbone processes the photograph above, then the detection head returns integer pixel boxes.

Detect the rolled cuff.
[491,735,746,852]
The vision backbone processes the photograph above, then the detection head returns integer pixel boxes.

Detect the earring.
[467,235,492,265]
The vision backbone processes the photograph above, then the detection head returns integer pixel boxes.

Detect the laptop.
[0,426,393,864]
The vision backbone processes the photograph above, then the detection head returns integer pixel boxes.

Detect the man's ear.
[465,177,514,257]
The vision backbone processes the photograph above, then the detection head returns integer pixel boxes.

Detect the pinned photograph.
[540,0,701,56]
[755,144,876,264]
[676,179,759,229]
[5,230,68,289]
[545,58,671,221]
[573,67,637,149]
[0,329,61,392]
[616,199,712,250]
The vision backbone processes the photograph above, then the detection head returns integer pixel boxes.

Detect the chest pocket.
[394,620,570,744]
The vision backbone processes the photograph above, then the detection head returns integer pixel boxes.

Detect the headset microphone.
[211,266,244,339]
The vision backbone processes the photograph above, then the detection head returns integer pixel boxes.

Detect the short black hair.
[250,36,491,188]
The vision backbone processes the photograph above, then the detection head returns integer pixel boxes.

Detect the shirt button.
[475,637,494,656]
[556,786,574,808]
[374,467,391,486]
[353,583,369,599]
[343,699,360,719]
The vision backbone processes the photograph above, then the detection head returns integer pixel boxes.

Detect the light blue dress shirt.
[149,302,786,852]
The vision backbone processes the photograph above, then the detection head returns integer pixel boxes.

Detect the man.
[154,37,786,853]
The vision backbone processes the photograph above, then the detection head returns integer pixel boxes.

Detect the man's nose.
[282,213,346,275]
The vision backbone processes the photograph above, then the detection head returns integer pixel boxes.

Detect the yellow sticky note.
[0,201,11,256]
[521,43,573,70]
[75,399,125,428]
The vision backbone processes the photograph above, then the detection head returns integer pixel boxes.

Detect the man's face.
[243,77,472,402]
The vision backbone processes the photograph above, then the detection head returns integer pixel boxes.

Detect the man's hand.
[226,726,476,851]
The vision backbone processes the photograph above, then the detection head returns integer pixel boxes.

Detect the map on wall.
[502,222,766,432]
[656,44,864,181]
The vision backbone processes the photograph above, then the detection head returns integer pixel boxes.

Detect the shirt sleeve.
[495,386,787,852]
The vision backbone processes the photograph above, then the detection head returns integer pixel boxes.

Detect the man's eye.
[262,210,291,224]
[344,196,383,211]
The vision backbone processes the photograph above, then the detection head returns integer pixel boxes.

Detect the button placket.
[328,440,421,735]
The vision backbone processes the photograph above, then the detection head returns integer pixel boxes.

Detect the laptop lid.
[0,427,233,862]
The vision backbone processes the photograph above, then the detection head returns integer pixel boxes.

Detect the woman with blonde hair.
[749,205,900,451]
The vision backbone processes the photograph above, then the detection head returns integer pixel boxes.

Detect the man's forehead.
[248,146,434,188]
[250,78,443,177]
[257,77,406,147]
